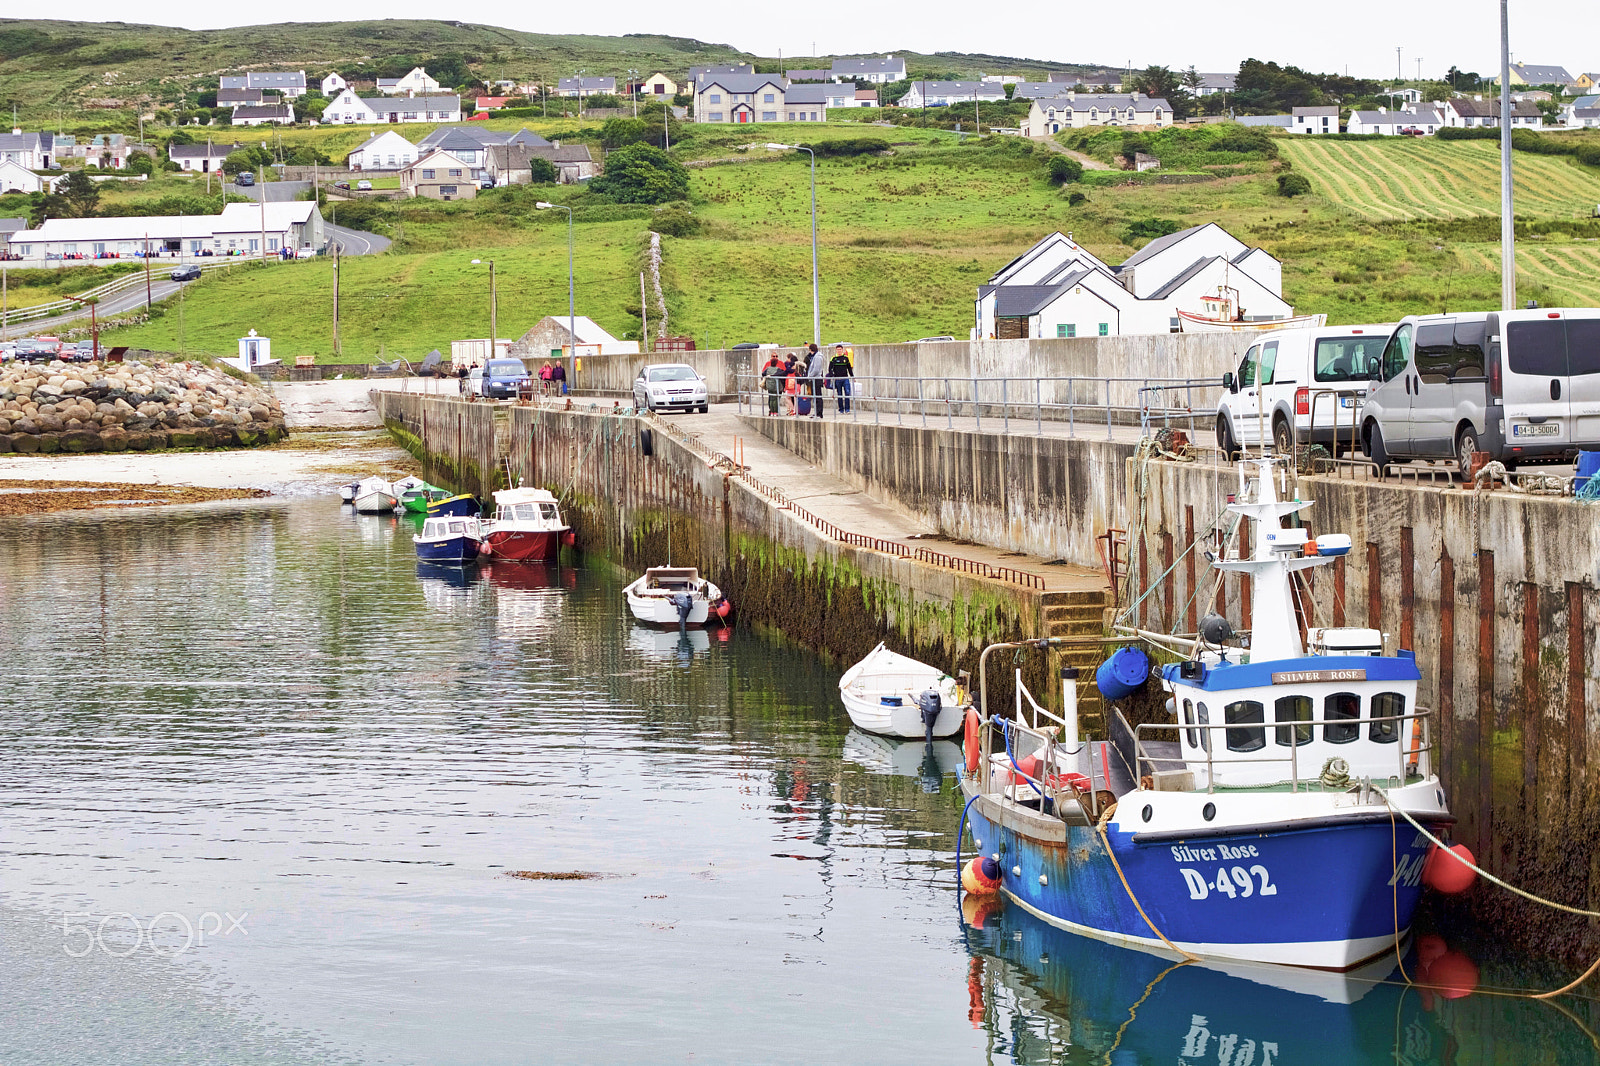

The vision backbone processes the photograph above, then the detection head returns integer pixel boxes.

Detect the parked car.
[333,180,351,190]
[915,335,956,343]
[71,340,96,362]
[16,337,63,363]
[479,358,531,400]
[170,265,201,282]
[479,179,495,190]
[1360,308,1600,474]
[356,180,372,191]
[1400,127,1425,136]
[634,363,709,413]
[1217,325,1395,457]
[236,172,254,186]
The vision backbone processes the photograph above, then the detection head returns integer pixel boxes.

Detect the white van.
[1216,325,1394,457]
[1360,308,1600,473]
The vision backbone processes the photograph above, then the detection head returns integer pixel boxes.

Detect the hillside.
[0,18,1105,122]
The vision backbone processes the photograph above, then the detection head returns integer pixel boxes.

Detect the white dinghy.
[838,642,966,740]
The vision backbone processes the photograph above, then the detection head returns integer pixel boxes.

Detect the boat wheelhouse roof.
[1163,651,1419,692]
[493,486,558,504]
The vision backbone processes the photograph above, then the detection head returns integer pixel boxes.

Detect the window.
[1506,320,1569,377]
[1258,340,1279,384]
[422,169,435,179]
[267,238,279,251]
[787,112,795,121]
[449,169,462,177]
[1412,323,1486,382]
[1570,319,1600,376]
[1225,700,1265,752]
[1316,336,1387,382]
[1324,692,1361,744]
[710,112,723,122]
[1098,323,1109,336]
[1274,695,1313,747]
[440,185,457,195]
[1056,324,1071,338]
[761,111,777,122]
[1183,699,1198,748]
[1370,692,1405,743]
[1169,317,1181,334]
[763,93,775,103]
[1195,702,1211,752]
[1380,324,1413,382]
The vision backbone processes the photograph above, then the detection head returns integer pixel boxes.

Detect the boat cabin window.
[1274,694,1313,747]
[1224,700,1265,752]
[1324,692,1361,744]
[1369,692,1405,743]
[540,504,558,519]
[1183,699,1197,748]
[1195,701,1211,753]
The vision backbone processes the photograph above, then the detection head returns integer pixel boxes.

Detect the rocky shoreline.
[0,360,288,455]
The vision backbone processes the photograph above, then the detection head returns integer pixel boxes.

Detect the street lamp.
[535,202,575,368]
[470,258,497,358]
[765,143,820,346]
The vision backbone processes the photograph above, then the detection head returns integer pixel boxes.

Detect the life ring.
[964,708,981,774]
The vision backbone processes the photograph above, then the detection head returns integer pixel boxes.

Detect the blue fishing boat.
[959,455,1460,970]
[413,515,484,565]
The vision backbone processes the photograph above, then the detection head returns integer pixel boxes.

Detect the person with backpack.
[759,353,785,416]
[827,343,854,415]
[805,343,829,419]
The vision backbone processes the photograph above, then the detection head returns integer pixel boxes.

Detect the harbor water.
[0,497,1595,1064]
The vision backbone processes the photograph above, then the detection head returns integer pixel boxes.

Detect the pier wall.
[372,390,1055,692]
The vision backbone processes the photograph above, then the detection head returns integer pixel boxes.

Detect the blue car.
[480,358,531,400]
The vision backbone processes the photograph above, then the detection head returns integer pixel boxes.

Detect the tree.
[57,170,100,217]
[222,146,271,174]
[31,193,72,226]
[126,151,156,176]
[1276,172,1312,197]
[1129,65,1194,119]
[601,116,651,149]
[589,143,689,204]
[1048,155,1083,184]
[527,157,557,184]
[167,128,195,145]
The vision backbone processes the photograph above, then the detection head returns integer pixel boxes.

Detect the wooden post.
[1400,526,1415,650]
[1439,550,1455,781]
[1476,550,1495,854]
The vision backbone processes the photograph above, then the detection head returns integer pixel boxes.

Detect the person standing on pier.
[805,343,828,419]
[782,354,799,415]
[828,343,853,415]
[760,352,785,416]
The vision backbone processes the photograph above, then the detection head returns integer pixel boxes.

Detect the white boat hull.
[840,689,963,738]
[623,577,722,627]
[838,641,966,739]
[353,491,398,514]
[1178,310,1328,333]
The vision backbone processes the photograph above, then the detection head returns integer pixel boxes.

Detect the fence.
[735,373,1222,440]
[0,259,241,332]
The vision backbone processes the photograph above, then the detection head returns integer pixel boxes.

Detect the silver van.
[1361,308,1600,473]
[1216,325,1393,457]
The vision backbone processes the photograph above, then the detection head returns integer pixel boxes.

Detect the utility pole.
[1498,0,1516,309]
[332,244,341,355]
[1396,47,1403,81]
[489,258,497,353]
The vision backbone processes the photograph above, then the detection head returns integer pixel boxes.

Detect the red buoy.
[963,709,981,774]
[1422,843,1477,895]
[961,856,1002,896]
[716,599,732,619]
[561,530,577,547]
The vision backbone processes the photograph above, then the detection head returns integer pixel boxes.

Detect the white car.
[633,363,708,413]
[356,179,372,191]
[1216,325,1393,458]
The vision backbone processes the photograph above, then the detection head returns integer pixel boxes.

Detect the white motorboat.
[352,476,399,514]
[622,566,727,628]
[838,642,966,740]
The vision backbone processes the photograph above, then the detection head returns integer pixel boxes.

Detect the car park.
[633,364,709,413]
[16,338,64,363]
[170,265,201,282]
[1360,308,1600,474]
[356,180,372,191]
[1216,325,1394,457]
[479,358,531,400]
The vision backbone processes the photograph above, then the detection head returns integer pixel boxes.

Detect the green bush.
[1048,155,1083,184]
[1067,191,1088,206]
[1276,172,1313,197]
[650,202,701,237]
[527,158,557,184]
[797,137,892,157]
[588,143,689,204]
[1122,217,1184,244]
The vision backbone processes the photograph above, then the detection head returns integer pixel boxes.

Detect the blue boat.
[426,493,481,518]
[960,456,1456,970]
[413,516,484,565]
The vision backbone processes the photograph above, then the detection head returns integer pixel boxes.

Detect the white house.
[321,72,347,97]
[1193,73,1236,98]
[830,56,905,84]
[1446,95,1543,128]
[0,130,53,169]
[220,71,307,98]
[0,158,54,194]
[974,224,1292,339]
[377,67,441,95]
[1571,107,1600,129]
[897,81,1008,109]
[323,89,462,125]
[1346,106,1445,135]
[167,142,238,172]
[231,102,295,127]
[1564,95,1600,127]
[1022,93,1174,135]
[1291,105,1339,134]
[8,201,325,260]
[348,130,418,170]
[693,74,790,123]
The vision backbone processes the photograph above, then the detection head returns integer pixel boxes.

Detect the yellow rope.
[1102,959,1190,1066]
[1092,802,1200,962]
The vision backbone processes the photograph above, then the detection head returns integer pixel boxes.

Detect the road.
[231,180,311,202]
[325,222,390,256]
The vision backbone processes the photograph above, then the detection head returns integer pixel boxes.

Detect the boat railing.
[979,711,1107,824]
[1130,706,1434,794]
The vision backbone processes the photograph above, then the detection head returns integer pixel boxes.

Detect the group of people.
[758,343,854,418]
[537,360,569,395]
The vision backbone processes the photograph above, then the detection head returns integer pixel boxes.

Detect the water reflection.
[843,729,963,793]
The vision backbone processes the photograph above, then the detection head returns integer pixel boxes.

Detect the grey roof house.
[558,76,616,97]
[221,71,307,97]
[830,56,906,84]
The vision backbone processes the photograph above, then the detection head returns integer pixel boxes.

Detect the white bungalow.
[348,130,418,171]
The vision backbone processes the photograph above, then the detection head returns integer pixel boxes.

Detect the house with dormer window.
[1021,93,1173,134]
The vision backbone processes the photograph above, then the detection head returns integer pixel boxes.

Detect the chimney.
[1378,106,1386,113]
[11,127,19,135]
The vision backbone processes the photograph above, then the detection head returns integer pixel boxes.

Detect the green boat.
[395,477,448,514]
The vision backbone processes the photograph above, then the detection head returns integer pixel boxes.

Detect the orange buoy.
[1422,843,1477,895]
[961,856,1002,896]
[1415,934,1479,1001]
[963,708,981,774]
[961,893,1001,930]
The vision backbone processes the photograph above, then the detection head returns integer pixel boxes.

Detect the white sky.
[59,3,1596,82]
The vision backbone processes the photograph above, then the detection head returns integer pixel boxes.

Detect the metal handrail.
[1133,707,1433,795]
[1,258,238,330]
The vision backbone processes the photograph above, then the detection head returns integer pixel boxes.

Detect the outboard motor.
[916,688,943,746]
[671,592,694,634]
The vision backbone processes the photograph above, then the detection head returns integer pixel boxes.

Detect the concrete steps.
[1040,589,1112,732]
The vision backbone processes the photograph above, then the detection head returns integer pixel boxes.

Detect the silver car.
[633,364,708,413]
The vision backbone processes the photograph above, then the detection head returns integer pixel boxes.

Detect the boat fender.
[1096,645,1150,701]
[916,689,942,745]
[1422,843,1477,895]
[715,599,732,619]
[960,856,1001,896]
[562,530,577,547]
[1414,934,1479,1002]
[963,709,981,775]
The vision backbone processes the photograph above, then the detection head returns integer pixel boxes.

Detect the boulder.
[59,430,103,453]
[9,433,38,454]
[167,429,203,449]
[35,434,59,454]
[99,428,129,452]
[122,431,151,451]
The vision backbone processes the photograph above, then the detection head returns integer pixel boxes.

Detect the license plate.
[1512,422,1559,438]
[1339,396,1363,408]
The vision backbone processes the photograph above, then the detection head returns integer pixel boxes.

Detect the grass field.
[1279,138,1600,220]
[95,124,1600,360]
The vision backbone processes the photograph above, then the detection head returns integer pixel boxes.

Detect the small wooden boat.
[623,566,727,628]
[1178,285,1326,333]
[480,486,571,562]
[413,515,484,565]
[352,476,399,514]
[838,642,966,740]
[426,493,481,518]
